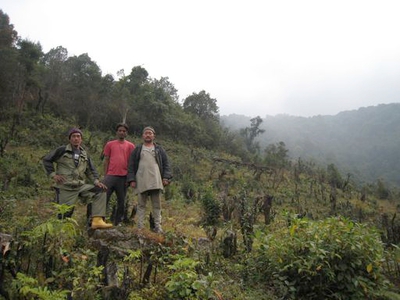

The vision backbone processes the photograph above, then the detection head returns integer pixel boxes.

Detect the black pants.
[103,175,128,225]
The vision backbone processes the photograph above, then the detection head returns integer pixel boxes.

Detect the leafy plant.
[165,256,219,300]
[11,272,69,300]
[200,186,221,226]
[20,204,79,257]
[66,250,104,300]
[249,217,392,299]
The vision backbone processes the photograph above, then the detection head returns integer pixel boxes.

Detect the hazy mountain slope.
[221,103,400,186]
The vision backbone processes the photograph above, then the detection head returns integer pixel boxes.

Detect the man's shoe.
[91,217,113,229]
[154,227,164,234]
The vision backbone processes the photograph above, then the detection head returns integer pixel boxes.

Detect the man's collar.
[66,144,83,151]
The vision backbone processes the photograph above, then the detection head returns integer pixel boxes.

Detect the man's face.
[69,133,82,148]
[142,130,155,143]
[116,127,128,140]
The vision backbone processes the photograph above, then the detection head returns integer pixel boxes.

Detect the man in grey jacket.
[127,126,172,233]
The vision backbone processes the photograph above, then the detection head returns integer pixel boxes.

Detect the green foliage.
[183,90,219,121]
[200,186,221,226]
[327,163,343,189]
[180,175,199,202]
[239,116,265,157]
[124,249,142,262]
[0,10,18,48]
[165,256,219,300]
[165,257,199,299]
[11,272,69,300]
[264,141,289,168]
[9,207,106,300]
[249,217,392,299]
[0,123,398,299]
[223,104,400,186]
[376,179,390,200]
[238,194,255,253]
[0,150,41,197]
[179,91,225,149]
[1,11,399,299]
[164,181,179,201]
[20,204,79,252]
[64,249,105,300]
[16,112,74,147]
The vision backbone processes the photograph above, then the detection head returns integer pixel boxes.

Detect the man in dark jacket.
[43,128,112,229]
[127,126,172,233]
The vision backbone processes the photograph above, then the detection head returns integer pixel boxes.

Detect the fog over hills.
[221,103,400,186]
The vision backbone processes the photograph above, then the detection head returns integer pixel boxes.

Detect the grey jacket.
[127,143,172,183]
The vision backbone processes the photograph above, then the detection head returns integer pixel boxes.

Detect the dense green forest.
[1,9,400,300]
[0,9,232,156]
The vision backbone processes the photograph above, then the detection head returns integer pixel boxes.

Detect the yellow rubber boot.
[91,217,113,229]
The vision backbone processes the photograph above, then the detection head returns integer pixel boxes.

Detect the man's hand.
[53,175,66,184]
[96,181,107,190]
[130,181,136,188]
[162,179,170,186]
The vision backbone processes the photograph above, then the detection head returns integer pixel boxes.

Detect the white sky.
[2,0,400,117]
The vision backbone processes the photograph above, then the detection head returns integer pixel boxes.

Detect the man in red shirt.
[103,123,135,225]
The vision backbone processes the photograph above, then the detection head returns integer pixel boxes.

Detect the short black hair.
[116,123,129,131]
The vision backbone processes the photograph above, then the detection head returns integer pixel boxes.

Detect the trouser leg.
[114,176,127,225]
[57,188,79,219]
[80,184,107,217]
[58,207,75,219]
[137,192,147,229]
[54,187,74,219]
[54,187,60,203]
[104,175,116,221]
[58,185,109,229]
[149,190,162,232]
[86,203,92,227]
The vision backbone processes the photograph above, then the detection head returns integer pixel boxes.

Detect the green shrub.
[180,176,199,202]
[165,256,219,300]
[200,186,221,226]
[11,273,69,300]
[248,217,392,299]
[164,181,179,201]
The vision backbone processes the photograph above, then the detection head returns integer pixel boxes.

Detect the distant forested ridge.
[221,103,400,186]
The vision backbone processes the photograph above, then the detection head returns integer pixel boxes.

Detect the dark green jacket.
[43,144,100,189]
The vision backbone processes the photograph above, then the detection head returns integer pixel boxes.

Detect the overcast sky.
[2,0,400,117]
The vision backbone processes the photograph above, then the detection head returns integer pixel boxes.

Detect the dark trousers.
[103,175,128,225]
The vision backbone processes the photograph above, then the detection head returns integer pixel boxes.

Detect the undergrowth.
[0,115,399,299]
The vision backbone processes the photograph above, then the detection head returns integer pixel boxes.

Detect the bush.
[200,186,221,226]
[248,217,392,299]
[165,256,219,300]
[0,151,40,195]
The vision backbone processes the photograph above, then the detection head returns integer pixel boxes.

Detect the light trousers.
[137,189,162,230]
